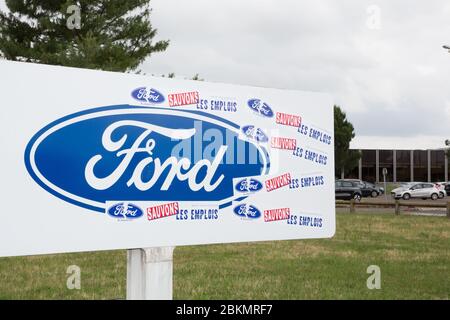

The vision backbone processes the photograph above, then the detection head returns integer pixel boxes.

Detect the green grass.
[0,213,448,299]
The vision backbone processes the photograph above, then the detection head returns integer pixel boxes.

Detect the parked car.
[375,184,385,195]
[434,183,447,198]
[445,183,450,196]
[363,181,384,196]
[335,180,362,201]
[339,179,381,197]
[391,182,440,200]
[394,182,419,192]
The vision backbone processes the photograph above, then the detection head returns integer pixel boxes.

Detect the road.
[337,194,449,216]
[361,194,450,205]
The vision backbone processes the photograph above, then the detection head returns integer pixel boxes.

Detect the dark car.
[339,179,380,198]
[444,183,450,197]
[335,180,362,201]
[365,182,384,195]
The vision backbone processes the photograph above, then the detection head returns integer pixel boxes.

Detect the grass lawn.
[0,212,448,300]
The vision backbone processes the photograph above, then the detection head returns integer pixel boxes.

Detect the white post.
[445,151,448,182]
[393,150,397,183]
[126,247,175,300]
[358,151,362,180]
[375,150,380,183]
[427,149,431,182]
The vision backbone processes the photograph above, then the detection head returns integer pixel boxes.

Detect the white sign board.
[0,61,335,257]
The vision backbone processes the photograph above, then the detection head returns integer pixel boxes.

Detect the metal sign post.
[382,168,388,200]
[126,247,175,300]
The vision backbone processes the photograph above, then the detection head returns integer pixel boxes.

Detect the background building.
[347,136,449,183]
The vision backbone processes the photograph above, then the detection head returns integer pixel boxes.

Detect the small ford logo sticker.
[247,99,274,118]
[235,178,263,193]
[131,87,165,104]
[107,203,143,219]
[233,204,261,219]
[241,125,269,143]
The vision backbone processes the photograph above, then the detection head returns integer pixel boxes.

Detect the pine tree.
[0,0,169,72]
[334,105,361,178]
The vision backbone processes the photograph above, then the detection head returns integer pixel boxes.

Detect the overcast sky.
[2,0,450,141]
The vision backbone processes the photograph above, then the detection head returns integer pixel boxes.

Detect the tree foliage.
[334,105,361,177]
[160,72,203,81]
[0,0,169,72]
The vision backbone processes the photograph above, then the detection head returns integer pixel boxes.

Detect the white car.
[434,182,447,198]
[391,183,441,200]
[391,182,416,195]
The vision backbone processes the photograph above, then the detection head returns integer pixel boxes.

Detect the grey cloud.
[2,0,450,138]
[145,0,450,102]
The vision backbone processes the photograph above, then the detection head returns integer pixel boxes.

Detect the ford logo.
[131,87,165,104]
[241,125,269,143]
[235,178,263,193]
[107,203,143,219]
[24,105,270,212]
[233,204,261,219]
[247,99,274,118]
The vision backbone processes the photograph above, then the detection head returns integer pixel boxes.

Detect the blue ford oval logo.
[24,105,270,212]
[107,203,143,219]
[235,178,263,193]
[241,125,269,143]
[131,87,165,104]
[247,99,274,118]
[233,204,261,219]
